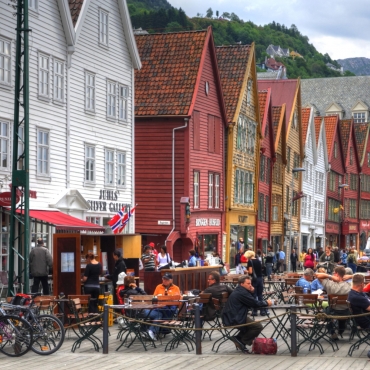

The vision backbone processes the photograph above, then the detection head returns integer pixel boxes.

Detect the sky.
[169,0,370,60]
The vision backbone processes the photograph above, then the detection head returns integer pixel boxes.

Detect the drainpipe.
[66,46,74,189]
[165,118,189,247]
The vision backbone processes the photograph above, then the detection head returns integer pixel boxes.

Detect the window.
[266,158,271,184]
[303,160,308,182]
[307,195,311,218]
[0,38,11,85]
[234,169,253,204]
[315,171,324,194]
[246,119,256,154]
[328,198,340,222]
[38,54,50,98]
[117,152,126,187]
[272,194,281,222]
[208,115,220,154]
[301,194,307,217]
[260,156,265,181]
[292,191,299,217]
[287,147,291,172]
[247,79,253,106]
[85,145,95,183]
[215,174,220,209]
[237,115,247,152]
[350,199,357,218]
[353,112,366,123]
[350,174,358,191]
[119,85,128,121]
[294,153,300,179]
[258,194,264,221]
[334,141,337,158]
[361,200,370,219]
[286,185,290,213]
[29,0,38,11]
[85,72,95,112]
[37,129,49,175]
[54,60,64,102]
[265,195,269,222]
[272,154,283,184]
[329,171,336,192]
[17,126,24,170]
[208,173,214,208]
[0,121,9,169]
[107,81,116,118]
[99,10,109,46]
[314,201,324,223]
[193,171,199,208]
[105,149,114,185]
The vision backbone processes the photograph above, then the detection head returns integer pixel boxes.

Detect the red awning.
[28,210,105,232]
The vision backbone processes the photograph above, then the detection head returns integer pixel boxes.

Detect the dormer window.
[29,0,38,12]
[353,112,366,123]
[99,9,109,46]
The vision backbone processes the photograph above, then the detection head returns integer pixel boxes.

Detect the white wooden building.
[0,0,141,271]
[300,108,329,251]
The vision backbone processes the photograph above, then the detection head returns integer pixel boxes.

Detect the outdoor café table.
[264,280,287,303]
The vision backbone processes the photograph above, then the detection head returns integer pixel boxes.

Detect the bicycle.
[0,314,33,357]
[1,293,65,355]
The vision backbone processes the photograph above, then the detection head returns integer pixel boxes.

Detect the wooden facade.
[134,28,227,261]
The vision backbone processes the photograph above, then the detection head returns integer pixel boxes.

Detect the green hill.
[128,2,354,79]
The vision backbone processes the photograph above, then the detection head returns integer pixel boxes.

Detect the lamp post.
[288,167,306,272]
[338,184,349,250]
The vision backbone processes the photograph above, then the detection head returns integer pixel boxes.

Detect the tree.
[221,12,231,19]
[230,12,240,22]
[166,21,182,32]
[206,7,213,18]
[216,10,219,17]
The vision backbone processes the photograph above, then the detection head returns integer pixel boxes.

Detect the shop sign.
[325,223,339,233]
[87,189,130,212]
[0,192,20,206]
[158,220,171,225]
[361,221,370,229]
[238,216,248,223]
[349,224,357,231]
[195,218,220,227]
[8,183,37,198]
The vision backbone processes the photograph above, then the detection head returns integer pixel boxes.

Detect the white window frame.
[208,173,214,208]
[54,60,64,102]
[105,149,114,185]
[17,126,24,170]
[194,171,199,209]
[85,72,96,112]
[0,121,9,170]
[29,0,38,12]
[301,195,307,217]
[107,81,116,118]
[0,38,11,86]
[307,195,311,218]
[119,85,129,121]
[272,205,279,221]
[117,151,126,187]
[85,145,95,183]
[36,128,50,176]
[215,174,220,209]
[99,9,109,46]
[353,112,366,123]
[38,54,50,99]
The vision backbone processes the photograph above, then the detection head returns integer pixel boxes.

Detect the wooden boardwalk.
[1,309,370,369]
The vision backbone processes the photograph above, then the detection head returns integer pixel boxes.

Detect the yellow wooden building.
[216,43,261,268]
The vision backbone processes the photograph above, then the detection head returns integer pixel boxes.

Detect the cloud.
[169,0,370,59]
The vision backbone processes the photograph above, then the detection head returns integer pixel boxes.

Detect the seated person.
[310,267,326,292]
[203,271,233,320]
[344,267,353,284]
[295,269,314,291]
[348,274,370,330]
[116,274,146,302]
[222,275,271,352]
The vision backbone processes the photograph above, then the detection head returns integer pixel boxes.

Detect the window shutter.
[193,111,200,150]
[208,115,214,153]
[214,116,221,154]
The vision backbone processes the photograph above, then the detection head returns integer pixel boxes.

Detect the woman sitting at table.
[188,249,197,267]
[82,253,102,314]
[117,274,146,301]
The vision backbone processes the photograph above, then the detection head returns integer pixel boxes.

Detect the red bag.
[252,338,277,354]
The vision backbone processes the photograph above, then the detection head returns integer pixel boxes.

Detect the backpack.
[252,338,277,354]
[348,254,356,264]
[11,293,31,306]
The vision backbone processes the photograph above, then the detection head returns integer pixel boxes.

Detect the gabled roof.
[68,0,84,26]
[324,115,340,159]
[301,107,311,142]
[216,45,251,123]
[339,119,352,160]
[258,90,269,127]
[314,116,322,146]
[135,28,226,120]
[258,79,299,129]
[301,76,370,119]
[272,104,286,155]
[354,123,369,166]
[272,106,282,138]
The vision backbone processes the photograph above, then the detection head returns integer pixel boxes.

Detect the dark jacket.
[29,245,53,277]
[107,258,127,285]
[118,285,146,298]
[222,285,268,326]
[203,283,233,320]
[290,253,298,262]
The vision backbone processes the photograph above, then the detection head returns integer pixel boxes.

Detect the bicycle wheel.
[0,315,33,357]
[31,314,65,355]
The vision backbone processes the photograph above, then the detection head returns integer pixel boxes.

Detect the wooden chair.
[33,295,56,314]
[294,286,303,294]
[285,278,299,293]
[328,294,350,338]
[130,295,153,303]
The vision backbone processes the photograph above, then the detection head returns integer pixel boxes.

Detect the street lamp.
[287,167,305,272]
[338,184,349,250]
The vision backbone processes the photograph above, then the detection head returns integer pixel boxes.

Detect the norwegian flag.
[107,206,136,234]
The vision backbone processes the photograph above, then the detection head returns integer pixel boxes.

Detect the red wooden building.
[339,119,361,249]
[256,89,275,251]
[134,28,227,261]
[324,116,346,247]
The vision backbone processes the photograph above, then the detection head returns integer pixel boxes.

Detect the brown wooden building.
[134,28,227,262]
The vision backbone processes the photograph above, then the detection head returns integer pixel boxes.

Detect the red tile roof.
[324,115,339,158]
[314,117,322,146]
[69,0,84,27]
[354,123,368,164]
[258,79,299,129]
[301,107,311,142]
[258,90,268,126]
[339,119,352,160]
[216,45,251,123]
[134,30,209,116]
[272,106,282,138]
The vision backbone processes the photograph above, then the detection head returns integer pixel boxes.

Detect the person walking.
[29,238,53,295]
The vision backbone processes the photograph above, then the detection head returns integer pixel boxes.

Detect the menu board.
[61,252,75,272]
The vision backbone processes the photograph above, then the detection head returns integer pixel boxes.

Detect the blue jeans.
[141,307,177,334]
[347,263,357,273]
[253,277,264,313]
[266,263,273,279]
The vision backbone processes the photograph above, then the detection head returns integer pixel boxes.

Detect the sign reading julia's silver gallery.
[87,189,130,212]
[195,218,221,227]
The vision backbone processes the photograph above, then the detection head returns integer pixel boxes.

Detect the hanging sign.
[0,192,20,206]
